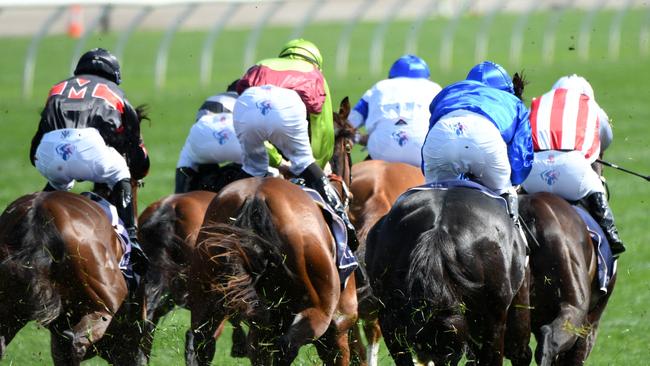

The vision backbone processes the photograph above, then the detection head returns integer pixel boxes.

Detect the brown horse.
[515,192,617,365]
[0,189,145,365]
[186,178,358,366]
[185,99,357,365]
[0,107,149,365]
[347,160,424,365]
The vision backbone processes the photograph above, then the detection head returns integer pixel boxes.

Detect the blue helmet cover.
[466,61,514,94]
[388,54,430,79]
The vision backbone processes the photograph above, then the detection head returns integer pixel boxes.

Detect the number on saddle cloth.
[80,192,133,277]
[300,186,358,288]
[571,204,616,294]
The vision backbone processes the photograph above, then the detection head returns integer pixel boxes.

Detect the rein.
[328,174,351,208]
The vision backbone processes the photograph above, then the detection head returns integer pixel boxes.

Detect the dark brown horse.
[366,185,528,365]
[347,160,424,365]
[515,192,617,365]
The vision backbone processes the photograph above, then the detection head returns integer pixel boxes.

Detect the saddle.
[571,205,617,294]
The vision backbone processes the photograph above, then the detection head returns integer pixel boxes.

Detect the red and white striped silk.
[530,88,601,162]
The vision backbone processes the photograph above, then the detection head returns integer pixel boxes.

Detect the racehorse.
[366,184,528,365]
[0,108,149,365]
[184,98,357,365]
[515,192,617,365]
[347,160,424,365]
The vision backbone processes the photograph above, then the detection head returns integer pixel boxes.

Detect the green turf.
[1,7,650,365]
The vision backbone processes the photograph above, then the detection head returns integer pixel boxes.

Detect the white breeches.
[233,85,314,177]
[421,111,511,194]
[522,150,605,201]
[35,128,130,191]
[177,113,243,170]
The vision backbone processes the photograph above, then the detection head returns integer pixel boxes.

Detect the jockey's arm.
[309,79,335,169]
[507,104,534,186]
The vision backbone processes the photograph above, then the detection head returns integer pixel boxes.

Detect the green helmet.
[278,38,323,69]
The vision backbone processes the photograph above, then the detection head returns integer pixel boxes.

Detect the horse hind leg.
[66,311,113,364]
[363,318,382,366]
[535,303,589,366]
[314,276,358,366]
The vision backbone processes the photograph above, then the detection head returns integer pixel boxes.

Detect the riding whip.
[596,159,650,182]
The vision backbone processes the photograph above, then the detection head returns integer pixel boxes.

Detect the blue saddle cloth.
[80,192,134,280]
[301,187,358,289]
[404,179,507,209]
[571,205,616,294]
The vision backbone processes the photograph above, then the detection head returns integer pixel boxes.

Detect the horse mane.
[513,71,528,101]
[198,196,296,318]
[0,194,63,325]
[135,104,150,124]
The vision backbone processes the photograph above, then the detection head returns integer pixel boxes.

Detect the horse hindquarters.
[0,195,63,357]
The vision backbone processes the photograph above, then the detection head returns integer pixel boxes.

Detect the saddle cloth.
[571,205,617,294]
[80,192,133,279]
[301,187,358,288]
[403,179,507,209]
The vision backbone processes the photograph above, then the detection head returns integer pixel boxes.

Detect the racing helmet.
[466,61,514,94]
[279,38,323,69]
[74,48,121,85]
[388,54,430,79]
[199,92,238,114]
[552,74,595,99]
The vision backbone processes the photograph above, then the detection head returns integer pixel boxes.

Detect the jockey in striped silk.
[522,74,625,257]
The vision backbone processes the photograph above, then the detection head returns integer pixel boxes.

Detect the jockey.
[175,83,241,193]
[521,74,625,257]
[348,54,442,167]
[235,38,358,250]
[29,48,150,277]
[421,60,533,225]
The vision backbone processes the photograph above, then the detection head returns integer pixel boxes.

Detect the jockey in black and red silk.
[29,47,150,276]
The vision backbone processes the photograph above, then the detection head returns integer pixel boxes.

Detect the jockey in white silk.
[349,54,442,167]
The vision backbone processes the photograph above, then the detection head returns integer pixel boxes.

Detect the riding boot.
[586,192,626,257]
[500,189,528,250]
[299,163,359,251]
[112,179,150,278]
[175,167,197,194]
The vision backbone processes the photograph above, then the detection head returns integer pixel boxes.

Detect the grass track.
[1,8,649,365]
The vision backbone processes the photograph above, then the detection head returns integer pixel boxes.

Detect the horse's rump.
[0,193,64,325]
[518,192,610,365]
[196,195,296,318]
[367,187,526,363]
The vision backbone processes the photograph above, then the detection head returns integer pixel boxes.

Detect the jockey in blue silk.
[421,61,533,224]
[349,54,442,167]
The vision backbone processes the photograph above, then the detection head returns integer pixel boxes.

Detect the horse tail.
[2,196,64,325]
[139,202,185,311]
[407,227,481,312]
[198,196,294,317]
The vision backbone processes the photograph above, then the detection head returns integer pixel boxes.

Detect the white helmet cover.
[552,74,594,99]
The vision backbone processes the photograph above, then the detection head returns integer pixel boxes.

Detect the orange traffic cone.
[67,5,83,39]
